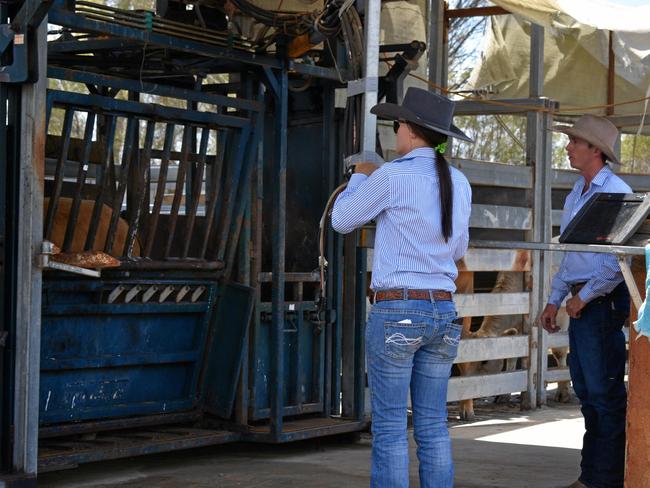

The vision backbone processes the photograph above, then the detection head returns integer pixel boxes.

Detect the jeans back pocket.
[440,318,462,360]
[384,321,427,359]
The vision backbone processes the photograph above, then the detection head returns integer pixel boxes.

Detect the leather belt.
[571,282,587,296]
[372,289,452,303]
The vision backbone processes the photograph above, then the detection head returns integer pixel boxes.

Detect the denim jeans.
[569,283,629,488]
[366,297,460,488]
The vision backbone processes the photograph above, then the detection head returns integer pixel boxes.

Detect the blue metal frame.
[40,276,219,424]
[0,0,372,472]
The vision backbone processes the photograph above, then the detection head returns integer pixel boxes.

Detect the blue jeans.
[569,283,629,488]
[366,298,459,488]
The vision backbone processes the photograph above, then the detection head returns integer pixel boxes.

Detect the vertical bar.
[360,0,380,152]
[62,111,96,252]
[104,117,137,255]
[224,117,261,278]
[234,200,252,425]
[249,87,265,421]
[144,123,175,257]
[607,31,615,116]
[200,128,229,259]
[294,310,304,411]
[215,124,252,261]
[526,23,547,410]
[84,115,117,251]
[427,0,447,92]
[12,17,47,477]
[163,125,192,258]
[341,234,356,417]
[43,108,73,240]
[354,247,367,420]
[270,66,288,438]
[125,120,155,257]
[182,127,210,258]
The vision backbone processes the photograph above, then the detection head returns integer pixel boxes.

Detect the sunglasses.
[393,120,405,134]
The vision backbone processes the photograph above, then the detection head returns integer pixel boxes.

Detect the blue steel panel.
[251,304,319,420]
[39,278,218,425]
[201,282,254,418]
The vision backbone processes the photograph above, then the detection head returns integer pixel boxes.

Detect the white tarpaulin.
[488,0,650,34]
[468,1,650,121]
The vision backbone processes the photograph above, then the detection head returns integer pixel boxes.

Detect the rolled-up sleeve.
[331,169,391,234]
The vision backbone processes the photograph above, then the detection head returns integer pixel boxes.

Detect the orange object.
[288,34,314,58]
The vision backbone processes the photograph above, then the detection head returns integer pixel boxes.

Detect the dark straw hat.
[371,87,473,143]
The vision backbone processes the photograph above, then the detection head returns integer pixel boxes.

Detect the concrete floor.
[40,401,583,488]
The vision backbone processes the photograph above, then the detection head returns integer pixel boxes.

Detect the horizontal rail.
[455,292,529,317]
[448,370,527,402]
[455,335,529,364]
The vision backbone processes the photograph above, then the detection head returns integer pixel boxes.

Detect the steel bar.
[125,120,155,257]
[270,65,288,438]
[182,127,210,258]
[163,126,191,258]
[48,67,262,112]
[105,117,137,255]
[12,18,47,476]
[470,240,646,256]
[144,123,174,257]
[62,111,96,252]
[200,128,228,259]
[48,90,248,128]
[224,103,262,277]
[84,115,116,251]
[44,108,73,240]
[215,124,252,261]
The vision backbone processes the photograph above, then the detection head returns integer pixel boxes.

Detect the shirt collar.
[576,165,612,193]
[394,147,436,162]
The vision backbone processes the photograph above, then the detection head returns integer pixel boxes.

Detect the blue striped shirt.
[548,165,632,307]
[331,147,472,292]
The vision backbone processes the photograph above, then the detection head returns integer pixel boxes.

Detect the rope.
[381,58,650,116]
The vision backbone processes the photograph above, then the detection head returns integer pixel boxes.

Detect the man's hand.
[566,294,586,319]
[540,303,560,333]
[354,162,379,176]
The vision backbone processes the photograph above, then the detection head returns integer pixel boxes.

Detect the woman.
[331,87,473,488]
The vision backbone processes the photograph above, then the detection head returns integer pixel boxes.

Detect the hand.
[540,303,560,333]
[354,162,379,176]
[566,294,586,319]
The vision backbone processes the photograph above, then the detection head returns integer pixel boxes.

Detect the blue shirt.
[548,165,632,307]
[331,147,472,292]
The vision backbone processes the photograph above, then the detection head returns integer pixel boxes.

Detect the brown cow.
[456,250,530,420]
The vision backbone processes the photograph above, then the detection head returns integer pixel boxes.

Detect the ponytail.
[406,124,453,241]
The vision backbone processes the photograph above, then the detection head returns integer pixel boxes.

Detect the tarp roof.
[468,1,650,129]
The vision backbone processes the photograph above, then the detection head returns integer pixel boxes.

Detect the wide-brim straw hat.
[371,87,473,143]
[550,114,620,165]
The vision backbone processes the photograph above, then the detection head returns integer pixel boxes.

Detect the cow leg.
[552,347,572,403]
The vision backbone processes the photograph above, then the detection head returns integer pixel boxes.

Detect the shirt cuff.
[347,173,368,189]
[547,290,567,308]
[577,285,597,304]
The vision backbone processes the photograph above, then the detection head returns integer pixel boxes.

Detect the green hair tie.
[435,142,447,154]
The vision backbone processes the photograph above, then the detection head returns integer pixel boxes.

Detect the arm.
[331,169,391,234]
[452,180,472,261]
[547,254,571,308]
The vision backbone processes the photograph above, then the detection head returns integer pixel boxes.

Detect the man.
[540,114,631,488]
